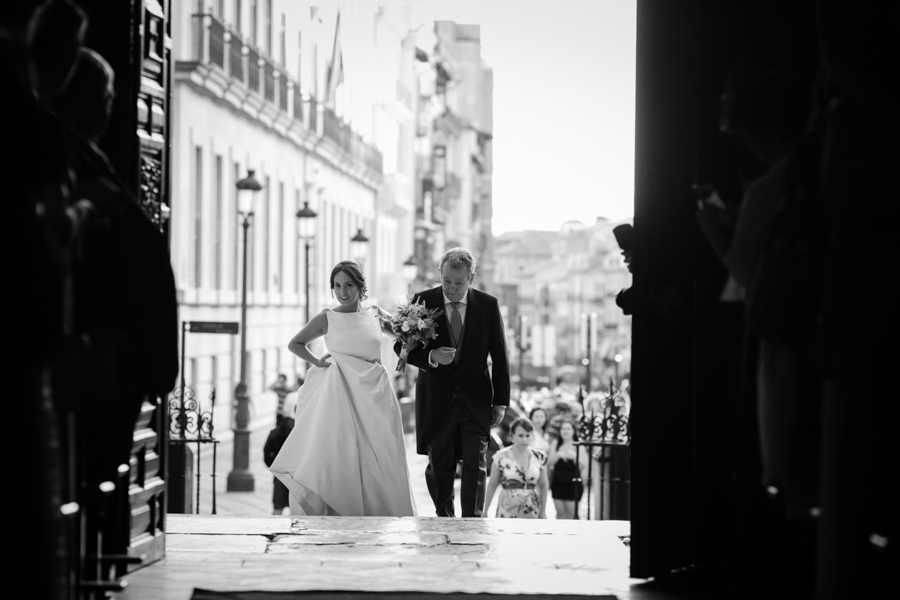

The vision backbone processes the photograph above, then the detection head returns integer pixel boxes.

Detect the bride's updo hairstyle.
[330,260,368,301]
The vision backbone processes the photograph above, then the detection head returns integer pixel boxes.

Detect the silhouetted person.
[811,2,900,597]
[696,64,817,519]
[54,45,178,488]
[1,3,88,599]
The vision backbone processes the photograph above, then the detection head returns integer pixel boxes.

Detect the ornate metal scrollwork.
[577,380,631,447]
[168,385,216,441]
[139,154,164,230]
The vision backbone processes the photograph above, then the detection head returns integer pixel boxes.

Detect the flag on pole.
[325,12,343,107]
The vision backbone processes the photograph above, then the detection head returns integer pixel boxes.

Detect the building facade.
[411,21,495,293]
[494,218,632,391]
[170,0,420,430]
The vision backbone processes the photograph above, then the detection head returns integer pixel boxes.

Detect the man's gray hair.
[439,247,476,275]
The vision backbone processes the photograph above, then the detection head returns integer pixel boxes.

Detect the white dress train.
[270,307,416,517]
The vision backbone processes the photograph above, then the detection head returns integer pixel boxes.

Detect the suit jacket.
[395,286,510,455]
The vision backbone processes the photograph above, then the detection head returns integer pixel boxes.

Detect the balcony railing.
[364,144,383,173]
[278,72,288,112]
[292,84,303,123]
[263,61,275,103]
[323,105,341,145]
[208,16,225,68]
[192,13,226,69]
[246,45,260,93]
[228,29,244,81]
[308,96,318,132]
[188,22,379,172]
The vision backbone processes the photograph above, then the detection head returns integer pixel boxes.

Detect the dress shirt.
[428,291,468,367]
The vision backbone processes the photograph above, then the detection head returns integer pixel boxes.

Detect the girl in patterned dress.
[484,417,549,518]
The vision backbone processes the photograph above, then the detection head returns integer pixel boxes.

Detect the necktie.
[450,302,463,347]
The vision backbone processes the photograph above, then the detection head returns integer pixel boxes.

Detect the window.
[250,0,257,45]
[193,146,203,288]
[296,31,302,87]
[232,162,240,290]
[234,0,242,31]
[277,181,284,292]
[312,44,318,97]
[294,189,301,295]
[280,14,286,66]
[217,0,225,18]
[210,355,218,400]
[213,154,223,289]
[189,358,198,391]
[265,0,273,56]
[260,349,267,394]
[261,175,270,292]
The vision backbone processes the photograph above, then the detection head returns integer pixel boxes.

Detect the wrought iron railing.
[576,383,631,520]
[168,385,220,514]
[277,72,288,112]
[323,105,341,144]
[308,96,318,132]
[246,45,260,94]
[263,60,275,103]
[292,85,304,123]
[229,29,244,82]
[192,13,226,69]
[208,15,225,68]
[365,144,383,173]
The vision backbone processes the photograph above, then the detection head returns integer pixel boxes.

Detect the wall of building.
[170,0,423,433]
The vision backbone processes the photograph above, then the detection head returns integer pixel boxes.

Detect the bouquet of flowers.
[382,296,443,373]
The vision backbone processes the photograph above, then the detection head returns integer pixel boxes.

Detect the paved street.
[187,416,563,519]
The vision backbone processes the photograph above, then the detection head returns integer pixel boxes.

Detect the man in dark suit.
[396,247,510,517]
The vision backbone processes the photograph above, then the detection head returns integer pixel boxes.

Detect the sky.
[409,0,637,236]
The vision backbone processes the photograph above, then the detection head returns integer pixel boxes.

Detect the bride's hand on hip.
[317,354,332,368]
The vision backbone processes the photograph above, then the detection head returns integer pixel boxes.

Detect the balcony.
[179,14,381,185]
[228,29,243,81]
[277,71,288,112]
[246,44,260,93]
[321,106,383,175]
[308,96,318,133]
[263,59,275,103]
[185,13,288,107]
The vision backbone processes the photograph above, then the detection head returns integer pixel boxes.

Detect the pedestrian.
[395,247,511,518]
[528,407,550,453]
[483,417,548,518]
[545,401,574,444]
[548,420,587,519]
[263,411,294,515]
[269,373,298,419]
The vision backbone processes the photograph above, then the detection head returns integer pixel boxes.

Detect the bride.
[270,260,416,517]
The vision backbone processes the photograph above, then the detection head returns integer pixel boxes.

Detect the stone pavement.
[190,416,561,519]
[118,515,634,599]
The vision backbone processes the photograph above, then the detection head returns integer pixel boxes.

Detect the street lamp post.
[296,201,318,324]
[350,228,369,265]
[583,312,595,393]
[517,314,528,394]
[227,169,262,492]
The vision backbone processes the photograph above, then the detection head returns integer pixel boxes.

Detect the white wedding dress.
[270,307,416,517]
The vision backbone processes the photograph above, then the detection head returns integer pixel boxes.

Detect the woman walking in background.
[484,417,548,518]
[270,261,416,517]
[529,407,550,453]
[548,420,587,519]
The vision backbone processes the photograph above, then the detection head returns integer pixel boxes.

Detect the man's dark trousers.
[425,395,488,517]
